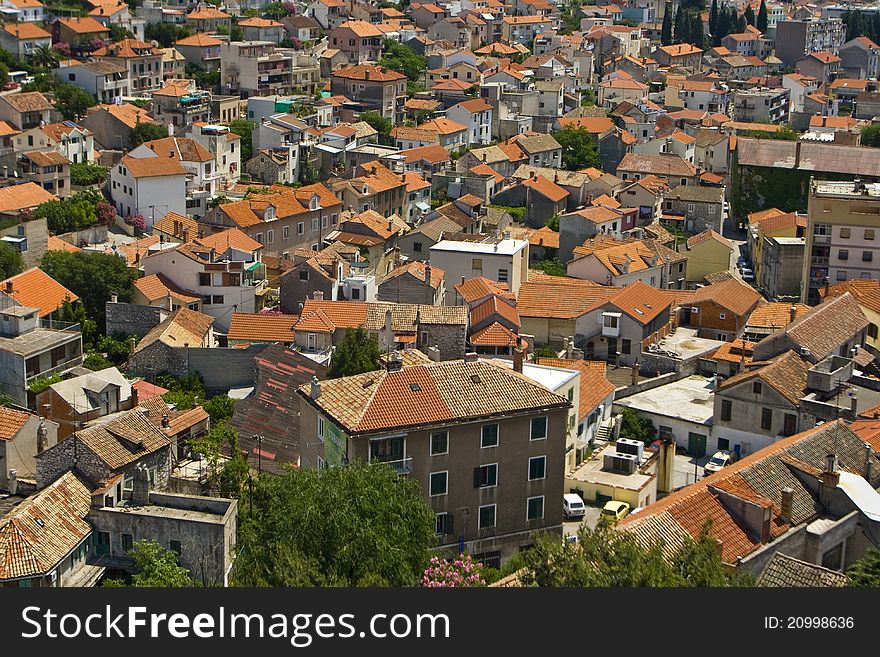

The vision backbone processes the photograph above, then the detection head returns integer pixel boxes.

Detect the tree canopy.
[103,540,195,587]
[520,522,752,587]
[359,110,393,136]
[39,251,138,334]
[327,327,382,379]
[229,119,257,161]
[54,82,97,121]
[31,189,111,233]
[618,407,656,445]
[378,39,427,82]
[552,126,601,171]
[231,462,436,586]
[129,121,169,149]
[862,123,880,148]
[0,242,24,280]
[846,547,880,586]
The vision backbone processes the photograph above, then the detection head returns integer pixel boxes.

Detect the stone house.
[662,185,725,233]
[126,307,216,379]
[681,278,764,341]
[377,261,446,305]
[0,406,58,491]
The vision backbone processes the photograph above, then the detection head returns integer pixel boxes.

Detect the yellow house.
[748,209,805,284]
[683,229,734,283]
[819,279,880,351]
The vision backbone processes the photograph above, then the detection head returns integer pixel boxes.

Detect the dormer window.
[309,194,320,211]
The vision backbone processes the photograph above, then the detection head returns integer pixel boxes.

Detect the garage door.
[687,432,707,458]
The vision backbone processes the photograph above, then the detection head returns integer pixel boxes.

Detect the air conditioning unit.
[603,451,639,474]
[615,437,644,462]
[691,306,699,313]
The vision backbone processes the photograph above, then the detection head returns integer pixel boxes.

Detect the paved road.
[563,506,601,538]
[674,452,711,490]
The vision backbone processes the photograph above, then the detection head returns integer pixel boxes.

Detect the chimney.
[779,487,794,524]
[657,438,676,493]
[631,361,639,385]
[5,280,12,294]
[789,305,798,323]
[851,390,858,414]
[128,336,136,353]
[464,352,479,362]
[566,336,574,359]
[461,276,466,286]
[182,227,189,242]
[7,469,17,495]
[111,294,118,303]
[310,375,321,399]
[760,505,772,543]
[424,263,432,285]
[387,351,403,372]
[821,453,840,488]
[132,463,150,505]
[387,218,394,232]
[37,420,48,454]
[865,442,874,482]
[513,347,524,373]
[314,290,324,301]
[161,412,170,428]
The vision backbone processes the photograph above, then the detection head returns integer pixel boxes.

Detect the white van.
[563,493,586,520]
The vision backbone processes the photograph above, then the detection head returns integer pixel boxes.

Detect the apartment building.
[330,65,408,125]
[297,357,571,565]
[732,87,791,124]
[775,19,846,66]
[220,41,320,99]
[91,38,164,94]
[802,180,880,304]
[429,238,530,301]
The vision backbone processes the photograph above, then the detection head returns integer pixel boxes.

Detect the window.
[297,222,305,235]
[621,339,631,355]
[299,270,308,280]
[761,407,772,430]
[481,423,498,448]
[526,496,544,520]
[870,323,878,339]
[169,540,182,555]
[435,513,454,535]
[317,416,324,440]
[752,381,762,395]
[721,399,732,421]
[283,226,290,240]
[121,533,133,551]
[840,227,851,238]
[708,205,716,214]
[687,203,695,213]
[837,270,848,281]
[717,437,730,451]
[866,229,875,241]
[413,242,422,252]
[530,416,547,441]
[472,258,482,274]
[864,251,873,262]
[198,272,211,286]
[839,249,849,261]
[474,463,497,488]
[528,455,546,480]
[212,295,223,305]
[783,413,797,437]
[719,312,726,320]
[255,232,263,243]
[478,504,496,529]
[267,229,274,243]
[821,543,843,571]
[430,431,448,455]
[312,218,318,231]
[498,268,509,283]
[429,471,448,496]
[862,272,872,279]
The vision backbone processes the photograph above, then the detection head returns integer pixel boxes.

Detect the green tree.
[618,407,656,444]
[32,190,106,233]
[0,61,8,85]
[846,547,880,586]
[545,213,560,231]
[97,333,133,364]
[661,3,673,45]
[31,44,59,70]
[358,110,393,136]
[673,5,688,42]
[552,126,600,171]
[532,345,560,359]
[103,540,194,587]
[231,461,436,586]
[378,38,427,82]
[861,123,880,147]
[129,121,168,148]
[40,251,138,334]
[744,4,755,26]
[327,327,382,378]
[756,0,768,32]
[70,162,108,186]
[263,1,288,18]
[0,241,24,280]
[230,24,244,41]
[521,522,749,587]
[219,426,249,498]
[54,82,97,121]
[144,22,193,48]
[530,258,566,277]
[60,298,97,346]
[159,372,206,410]
[203,394,235,424]
[690,12,706,48]
[229,119,256,161]
[709,0,718,36]
[83,351,113,371]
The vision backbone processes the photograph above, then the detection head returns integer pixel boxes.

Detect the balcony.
[26,354,83,383]
[373,456,413,475]
[811,256,829,265]
[812,232,831,244]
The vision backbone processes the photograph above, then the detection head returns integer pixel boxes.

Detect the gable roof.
[135,307,214,352]
[686,229,734,249]
[746,302,810,331]
[1,267,78,318]
[299,359,569,435]
[0,471,92,580]
[618,152,697,177]
[517,275,613,320]
[717,349,810,405]
[606,281,672,325]
[521,174,568,202]
[819,279,880,316]
[381,261,444,289]
[757,552,848,587]
[73,408,171,470]
[454,276,514,304]
[194,227,263,254]
[0,406,31,440]
[121,154,187,179]
[133,272,200,305]
[691,277,763,317]
[537,357,616,418]
[227,313,299,343]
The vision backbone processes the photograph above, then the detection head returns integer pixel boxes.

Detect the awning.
[415,201,431,211]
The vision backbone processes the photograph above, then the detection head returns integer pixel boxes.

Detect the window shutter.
[444,514,454,535]
[473,467,481,488]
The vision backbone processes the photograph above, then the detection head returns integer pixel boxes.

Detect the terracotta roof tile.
[0,406,30,440]
[121,154,187,178]
[746,302,810,331]
[382,261,444,289]
[195,227,263,254]
[517,276,613,320]
[521,174,568,202]
[134,272,200,304]
[73,408,171,470]
[691,277,763,317]
[468,321,521,347]
[135,307,213,351]
[717,350,810,405]
[46,235,82,253]
[332,64,407,82]
[2,268,78,318]
[454,276,513,304]
[227,313,299,343]
[471,295,520,329]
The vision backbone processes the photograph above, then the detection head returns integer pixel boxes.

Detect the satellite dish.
[150,40,159,48]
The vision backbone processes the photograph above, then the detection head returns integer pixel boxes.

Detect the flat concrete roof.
[491,358,578,392]
[568,444,654,490]
[430,238,527,255]
[614,374,715,425]
[0,328,80,357]
[649,327,726,361]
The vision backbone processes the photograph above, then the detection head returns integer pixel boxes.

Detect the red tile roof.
[2,268,78,317]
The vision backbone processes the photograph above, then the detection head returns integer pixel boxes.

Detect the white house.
[109,154,187,227]
[446,98,493,146]
[186,123,242,188]
[0,0,46,23]
[429,237,530,302]
[140,229,267,331]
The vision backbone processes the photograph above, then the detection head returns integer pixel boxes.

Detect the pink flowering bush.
[126,213,146,233]
[97,201,116,225]
[420,554,486,587]
[53,42,71,57]
[259,308,283,315]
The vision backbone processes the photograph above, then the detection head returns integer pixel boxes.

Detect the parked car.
[1,82,17,91]
[563,493,586,520]
[741,268,754,282]
[704,450,737,474]
[600,500,630,524]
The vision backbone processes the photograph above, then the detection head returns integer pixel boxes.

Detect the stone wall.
[105,302,165,338]
[128,342,269,391]
[423,323,467,361]
[127,342,189,379]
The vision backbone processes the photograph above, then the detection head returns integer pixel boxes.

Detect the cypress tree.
[735,12,747,33]
[674,5,688,43]
[744,4,755,26]
[690,12,706,49]
[757,0,768,32]
[709,0,719,37]
[661,3,673,46]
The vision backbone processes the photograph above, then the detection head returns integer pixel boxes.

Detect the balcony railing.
[373,457,413,475]
[812,233,831,244]
[27,354,84,383]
